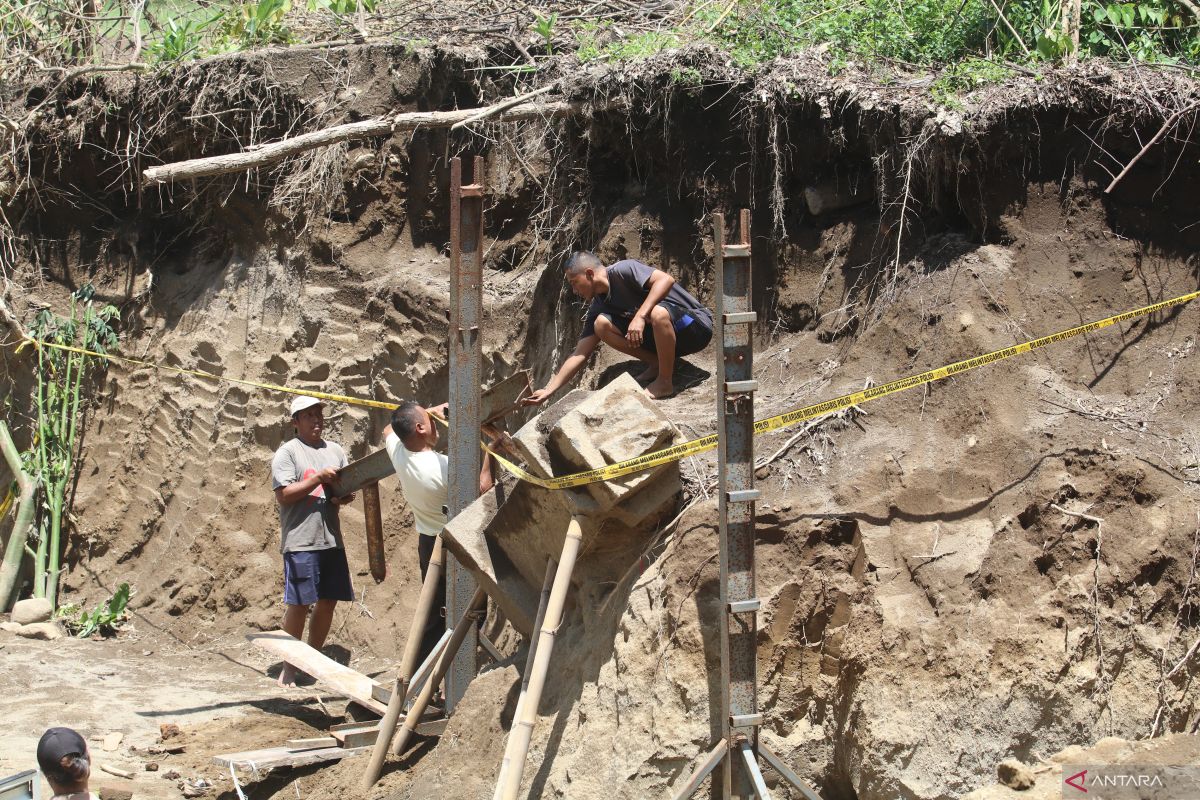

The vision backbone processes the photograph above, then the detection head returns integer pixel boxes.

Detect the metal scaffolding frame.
[674,211,820,800]
[446,155,485,712]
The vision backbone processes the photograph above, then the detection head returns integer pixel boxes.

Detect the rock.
[11,597,53,624]
[0,621,23,633]
[145,761,159,772]
[163,769,181,780]
[997,759,1035,790]
[97,787,133,800]
[159,722,182,741]
[102,732,123,751]
[16,622,63,640]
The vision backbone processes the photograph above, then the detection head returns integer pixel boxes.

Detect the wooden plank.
[286,737,337,751]
[481,370,532,424]
[213,745,370,771]
[415,719,447,737]
[332,728,377,748]
[247,631,387,715]
[329,719,447,749]
[334,448,395,497]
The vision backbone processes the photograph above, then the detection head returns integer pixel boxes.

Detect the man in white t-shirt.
[383,400,495,664]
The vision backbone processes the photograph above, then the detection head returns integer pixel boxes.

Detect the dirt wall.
[2,45,1198,800]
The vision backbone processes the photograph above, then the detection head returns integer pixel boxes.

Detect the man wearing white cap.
[271,395,356,686]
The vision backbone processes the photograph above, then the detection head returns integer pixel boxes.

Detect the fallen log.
[141,99,583,186]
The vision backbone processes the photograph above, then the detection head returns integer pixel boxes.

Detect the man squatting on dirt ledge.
[271,395,355,687]
[382,401,497,667]
[524,252,714,405]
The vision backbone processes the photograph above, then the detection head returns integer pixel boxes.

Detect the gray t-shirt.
[580,259,712,340]
[271,437,348,553]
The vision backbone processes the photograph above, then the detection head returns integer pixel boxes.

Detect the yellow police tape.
[15,290,1199,490]
[482,289,1199,490]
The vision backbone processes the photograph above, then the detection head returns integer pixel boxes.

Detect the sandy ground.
[0,623,402,800]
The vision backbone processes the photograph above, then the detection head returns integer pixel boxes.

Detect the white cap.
[290,395,324,417]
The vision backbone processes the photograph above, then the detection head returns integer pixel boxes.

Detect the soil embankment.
[1,43,1198,800]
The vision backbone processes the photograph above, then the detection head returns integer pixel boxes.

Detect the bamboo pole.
[0,422,35,611]
[498,518,583,800]
[361,537,447,789]
[493,559,557,799]
[391,586,487,757]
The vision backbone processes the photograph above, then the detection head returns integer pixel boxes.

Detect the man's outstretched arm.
[524,335,599,407]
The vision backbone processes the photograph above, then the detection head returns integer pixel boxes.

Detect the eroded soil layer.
[1,44,1198,800]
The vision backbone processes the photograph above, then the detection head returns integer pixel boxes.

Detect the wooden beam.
[214,745,369,771]
[286,737,337,751]
[247,631,387,715]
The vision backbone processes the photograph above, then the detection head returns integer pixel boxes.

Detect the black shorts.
[600,301,712,357]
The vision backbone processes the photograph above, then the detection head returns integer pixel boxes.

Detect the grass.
[6,1,1196,99]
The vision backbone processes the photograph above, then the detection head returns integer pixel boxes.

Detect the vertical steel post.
[675,213,821,800]
[715,210,758,799]
[447,155,484,712]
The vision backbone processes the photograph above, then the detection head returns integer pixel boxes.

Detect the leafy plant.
[57,582,131,638]
[26,284,119,610]
[219,0,293,48]
[307,0,378,15]
[147,15,214,62]
[531,11,557,55]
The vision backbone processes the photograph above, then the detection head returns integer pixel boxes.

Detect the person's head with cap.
[290,395,325,447]
[37,727,91,796]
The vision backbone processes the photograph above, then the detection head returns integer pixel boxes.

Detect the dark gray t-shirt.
[580,259,712,340]
[271,438,348,553]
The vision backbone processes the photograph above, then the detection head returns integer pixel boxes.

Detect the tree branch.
[1105,101,1200,194]
[141,98,587,186]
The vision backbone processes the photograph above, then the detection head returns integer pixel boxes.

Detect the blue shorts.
[283,548,355,606]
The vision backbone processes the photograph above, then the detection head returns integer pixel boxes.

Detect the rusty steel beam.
[361,483,387,583]
[446,154,485,712]
[716,209,758,799]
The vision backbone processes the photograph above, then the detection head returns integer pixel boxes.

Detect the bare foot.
[278,664,298,687]
[645,378,675,399]
[634,365,659,385]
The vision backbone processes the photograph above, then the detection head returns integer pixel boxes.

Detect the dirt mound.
[2,42,1198,800]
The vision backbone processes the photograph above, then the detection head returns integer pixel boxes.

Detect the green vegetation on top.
[1,1,1195,108]
[574,0,1198,67]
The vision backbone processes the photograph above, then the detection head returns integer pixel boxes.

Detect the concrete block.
[443,374,683,637]
[548,374,680,514]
